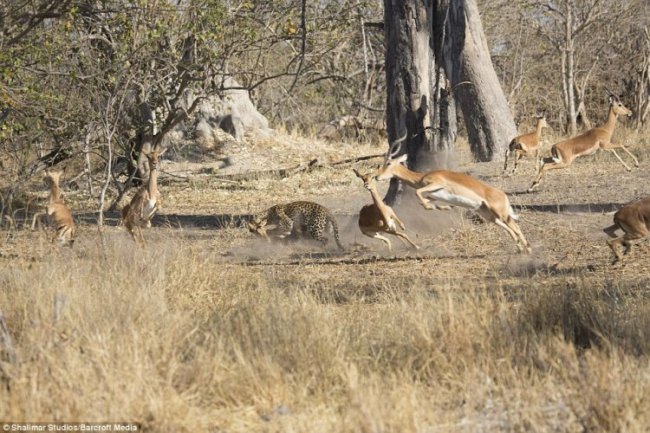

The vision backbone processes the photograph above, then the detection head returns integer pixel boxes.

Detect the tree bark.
[564,1,577,136]
[633,27,650,129]
[443,0,516,161]
[383,0,456,204]
[432,0,457,159]
[382,0,513,203]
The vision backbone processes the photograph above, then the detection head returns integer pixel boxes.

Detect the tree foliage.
[480,0,649,132]
[0,0,647,220]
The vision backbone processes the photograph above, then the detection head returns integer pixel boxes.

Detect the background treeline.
[0,0,648,184]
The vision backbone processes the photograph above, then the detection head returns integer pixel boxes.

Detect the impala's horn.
[386,132,407,162]
[605,87,619,102]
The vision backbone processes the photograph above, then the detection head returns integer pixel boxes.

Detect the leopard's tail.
[329,216,345,251]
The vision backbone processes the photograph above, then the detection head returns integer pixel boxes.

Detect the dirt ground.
[4,131,649,290]
[2,131,649,432]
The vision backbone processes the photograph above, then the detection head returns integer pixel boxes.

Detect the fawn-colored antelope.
[503,113,548,174]
[528,95,636,192]
[34,170,76,246]
[122,150,162,244]
[353,168,419,251]
[375,136,531,254]
[603,196,650,263]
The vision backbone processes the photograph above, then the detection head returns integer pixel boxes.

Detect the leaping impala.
[503,112,548,175]
[353,168,419,251]
[528,95,636,192]
[121,149,162,245]
[374,137,531,254]
[32,170,76,246]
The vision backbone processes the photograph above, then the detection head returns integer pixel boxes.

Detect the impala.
[374,137,531,253]
[603,196,650,263]
[353,168,419,251]
[528,95,636,192]
[503,112,548,174]
[32,170,76,246]
[122,149,162,244]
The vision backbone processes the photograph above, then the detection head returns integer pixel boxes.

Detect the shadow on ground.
[75,212,254,229]
[70,201,622,232]
[511,202,625,214]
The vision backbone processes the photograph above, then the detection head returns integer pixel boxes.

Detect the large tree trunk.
[564,2,578,136]
[383,0,511,204]
[432,0,457,158]
[633,27,650,129]
[383,0,455,204]
[443,0,516,161]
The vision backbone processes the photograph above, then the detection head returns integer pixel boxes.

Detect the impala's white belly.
[428,189,482,210]
[144,200,157,218]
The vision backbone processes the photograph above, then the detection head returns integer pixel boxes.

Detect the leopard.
[248,201,344,250]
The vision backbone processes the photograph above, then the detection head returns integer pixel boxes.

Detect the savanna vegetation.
[1,1,649,432]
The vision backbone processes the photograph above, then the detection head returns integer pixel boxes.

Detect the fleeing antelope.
[353,168,419,251]
[122,149,162,245]
[374,136,531,254]
[32,170,76,246]
[503,113,548,174]
[603,196,650,263]
[528,95,636,192]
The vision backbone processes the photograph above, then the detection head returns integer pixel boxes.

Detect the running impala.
[503,112,548,175]
[528,95,636,192]
[122,149,162,245]
[353,168,419,251]
[32,170,76,246]
[374,137,531,254]
[603,196,650,264]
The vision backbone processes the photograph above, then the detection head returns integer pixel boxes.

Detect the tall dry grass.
[1,234,648,432]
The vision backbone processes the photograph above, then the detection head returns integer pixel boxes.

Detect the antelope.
[374,136,531,254]
[503,112,548,174]
[353,168,419,251]
[32,170,76,246]
[122,149,162,244]
[603,196,650,263]
[528,95,636,192]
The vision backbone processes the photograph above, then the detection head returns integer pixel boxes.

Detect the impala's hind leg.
[394,231,420,250]
[607,237,624,263]
[603,223,619,239]
[31,212,46,230]
[493,218,527,253]
[373,233,393,251]
[528,160,569,192]
[505,218,530,253]
[607,230,646,263]
[362,230,392,251]
[476,203,528,253]
[512,149,524,174]
[138,226,147,247]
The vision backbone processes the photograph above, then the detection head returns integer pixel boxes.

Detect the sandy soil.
[4,130,648,290]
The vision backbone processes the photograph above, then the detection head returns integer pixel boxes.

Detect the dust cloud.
[227,185,462,261]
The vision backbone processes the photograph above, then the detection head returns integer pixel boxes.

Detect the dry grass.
[1,129,649,432]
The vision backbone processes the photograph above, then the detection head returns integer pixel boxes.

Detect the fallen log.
[209,153,386,182]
